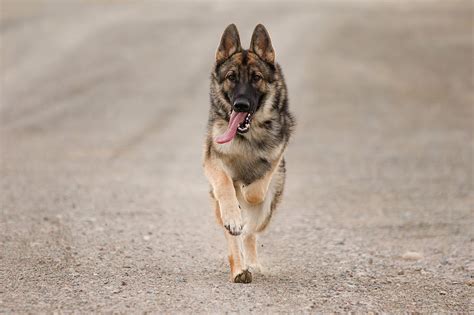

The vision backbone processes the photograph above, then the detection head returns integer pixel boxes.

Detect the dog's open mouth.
[237,112,251,134]
[215,111,252,144]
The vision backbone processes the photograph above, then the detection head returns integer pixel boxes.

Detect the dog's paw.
[224,219,243,236]
[222,210,243,236]
[233,269,252,283]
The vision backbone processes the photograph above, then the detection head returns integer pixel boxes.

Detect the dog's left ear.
[250,24,275,64]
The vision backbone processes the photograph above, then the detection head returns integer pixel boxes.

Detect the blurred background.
[0,0,472,312]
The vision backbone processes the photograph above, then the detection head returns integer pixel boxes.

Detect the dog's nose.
[233,98,250,112]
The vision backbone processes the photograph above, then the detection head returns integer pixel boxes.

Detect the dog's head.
[213,24,277,144]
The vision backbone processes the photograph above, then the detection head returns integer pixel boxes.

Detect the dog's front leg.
[204,158,243,236]
[204,158,251,282]
[242,155,283,205]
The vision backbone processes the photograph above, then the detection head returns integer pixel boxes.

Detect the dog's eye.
[227,73,236,83]
[252,73,262,83]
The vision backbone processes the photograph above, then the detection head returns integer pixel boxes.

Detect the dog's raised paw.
[224,222,243,236]
[222,212,243,236]
[233,269,252,283]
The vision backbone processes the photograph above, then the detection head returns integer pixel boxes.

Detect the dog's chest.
[222,154,271,186]
[215,141,270,185]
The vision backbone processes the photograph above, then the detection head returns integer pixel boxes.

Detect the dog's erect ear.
[250,24,275,64]
[216,24,242,64]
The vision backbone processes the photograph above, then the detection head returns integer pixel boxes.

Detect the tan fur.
[204,151,284,281]
[203,157,242,236]
[242,154,283,205]
[213,199,223,226]
[225,232,242,275]
[228,254,235,274]
[243,233,259,269]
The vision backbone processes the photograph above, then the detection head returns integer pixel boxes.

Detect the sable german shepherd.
[203,24,295,283]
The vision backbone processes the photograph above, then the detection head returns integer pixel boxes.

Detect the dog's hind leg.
[225,232,252,283]
[242,233,262,273]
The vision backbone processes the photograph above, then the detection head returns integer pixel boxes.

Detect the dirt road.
[1,0,472,312]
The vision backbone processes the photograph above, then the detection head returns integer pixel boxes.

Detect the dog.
[203,24,295,283]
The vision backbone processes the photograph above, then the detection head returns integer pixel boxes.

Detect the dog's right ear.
[216,24,242,64]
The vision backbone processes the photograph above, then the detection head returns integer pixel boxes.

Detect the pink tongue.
[215,112,247,144]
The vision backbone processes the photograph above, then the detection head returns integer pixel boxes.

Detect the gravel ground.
[0,0,473,312]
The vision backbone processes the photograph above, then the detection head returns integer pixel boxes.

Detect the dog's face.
[213,24,276,141]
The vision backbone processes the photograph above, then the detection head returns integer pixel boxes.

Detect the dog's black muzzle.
[233,97,251,112]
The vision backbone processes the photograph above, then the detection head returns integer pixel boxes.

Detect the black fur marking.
[259,157,270,168]
[205,137,213,158]
[272,89,281,110]
[242,50,248,65]
[235,157,272,186]
[263,120,272,130]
